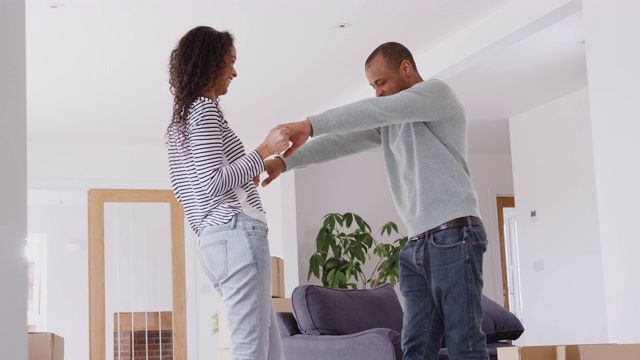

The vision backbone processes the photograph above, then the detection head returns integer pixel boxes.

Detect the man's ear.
[400,60,413,77]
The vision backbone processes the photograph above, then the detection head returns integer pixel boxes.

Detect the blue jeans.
[198,213,283,360]
[399,223,488,360]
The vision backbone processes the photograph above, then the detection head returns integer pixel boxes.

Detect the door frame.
[496,196,515,310]
[88,189,186,360]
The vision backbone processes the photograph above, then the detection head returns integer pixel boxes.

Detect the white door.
[503,208,523,326]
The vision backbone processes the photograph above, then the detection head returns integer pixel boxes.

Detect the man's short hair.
[365,42,417,71]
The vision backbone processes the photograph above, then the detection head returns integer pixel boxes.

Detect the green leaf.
[381,222,391,236]
[363,233,374,248]
[344,213,354,228]
[331,270,340,288]
[354,246,366,263]
[315,227,328,252]
[323,213,340,230]
[307,254,319,280]
[345,263,354,282]
[327,269,336,287]
[336,271,348,288]
[354,215,371,233]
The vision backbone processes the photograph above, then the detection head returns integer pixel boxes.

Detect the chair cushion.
[481,295,524,343]
[291,283,403,336]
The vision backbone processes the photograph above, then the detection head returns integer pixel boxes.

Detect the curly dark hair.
[167,26,234,144]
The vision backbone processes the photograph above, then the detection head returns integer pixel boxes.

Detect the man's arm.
[261,128,381,187]
[311,79,461,137]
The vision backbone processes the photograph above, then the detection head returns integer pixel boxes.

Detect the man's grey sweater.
[283,79,480,237]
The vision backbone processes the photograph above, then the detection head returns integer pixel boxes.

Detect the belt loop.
[229,213,239,229]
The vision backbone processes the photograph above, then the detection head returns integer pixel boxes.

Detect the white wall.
[509,87,608,345]
[0,1,28,358]
[468,153,514,304]
[582,0,640,344]
[28,190,88,360]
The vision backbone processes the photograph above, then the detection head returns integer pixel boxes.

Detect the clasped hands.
[253,119,313,187]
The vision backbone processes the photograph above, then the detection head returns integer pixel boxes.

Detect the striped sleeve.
[187,102,265,199]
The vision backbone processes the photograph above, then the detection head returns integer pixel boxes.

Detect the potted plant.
[308,212,408,289]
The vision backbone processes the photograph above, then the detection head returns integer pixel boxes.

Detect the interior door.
[88,189,186,360]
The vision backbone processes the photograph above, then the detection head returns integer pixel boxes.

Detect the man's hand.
[261,157,286,187]
[283,119,313,158]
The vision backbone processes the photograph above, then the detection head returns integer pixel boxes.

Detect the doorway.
[88,189,187,360]
[497,196,522,320]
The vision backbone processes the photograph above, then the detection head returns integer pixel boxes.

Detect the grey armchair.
[277,283,523,360]
[277,283,403,360]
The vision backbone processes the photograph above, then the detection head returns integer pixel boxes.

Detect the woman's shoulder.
[188,97,223,127]
[190,96,219,113]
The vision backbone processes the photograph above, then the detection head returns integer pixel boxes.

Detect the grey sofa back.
[291,283,403,336]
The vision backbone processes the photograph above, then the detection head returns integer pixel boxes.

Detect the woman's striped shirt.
[167,97,266,236]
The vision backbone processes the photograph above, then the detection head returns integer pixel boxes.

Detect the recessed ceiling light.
[335,23,352,29]
[49,3,65,9]
[577,39,586,45]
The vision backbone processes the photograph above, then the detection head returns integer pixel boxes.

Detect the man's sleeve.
[283,128,381,171]
[310,79,460,136]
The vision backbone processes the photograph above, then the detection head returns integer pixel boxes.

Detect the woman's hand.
[256,125,290,159]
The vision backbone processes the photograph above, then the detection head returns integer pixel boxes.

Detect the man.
[264,42,488,360]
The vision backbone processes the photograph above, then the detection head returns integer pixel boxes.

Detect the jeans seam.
[466,232,475,353]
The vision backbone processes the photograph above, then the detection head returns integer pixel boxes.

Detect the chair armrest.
[276,312,300,336]
[281,328,401,360]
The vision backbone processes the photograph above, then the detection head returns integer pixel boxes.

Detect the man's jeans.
[198,212,283,360]
[399,223,489,360]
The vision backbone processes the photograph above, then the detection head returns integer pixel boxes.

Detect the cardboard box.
[272,297,292,313]
[271,256,284,298]
[498,344,640,360]
[498,345,559,360]
[562,344,640,360]
[28,332,64,360]
[216,349,231,360]
[218,297,292,350]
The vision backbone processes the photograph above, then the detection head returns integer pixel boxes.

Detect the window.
[26,234,47,332]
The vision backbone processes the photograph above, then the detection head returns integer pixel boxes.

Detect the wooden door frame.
[88,189,186,360]
[497,196,515,310]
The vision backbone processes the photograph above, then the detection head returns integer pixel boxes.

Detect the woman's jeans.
[399,223,489,360]
[198,212,283,360]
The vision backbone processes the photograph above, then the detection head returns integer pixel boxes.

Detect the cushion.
[481,295,524,343]
[291,283,403,336]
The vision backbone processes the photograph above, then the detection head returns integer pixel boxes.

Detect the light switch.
[530,210,539,221]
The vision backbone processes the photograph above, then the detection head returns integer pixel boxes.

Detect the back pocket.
[198,239,228,284]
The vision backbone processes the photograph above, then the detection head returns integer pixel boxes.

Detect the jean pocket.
[467,226,488,253]
[199,239,228,284]
[429,227,465,249]
[472,240,488,255]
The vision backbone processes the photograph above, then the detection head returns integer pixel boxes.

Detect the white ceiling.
[25,0,586,156]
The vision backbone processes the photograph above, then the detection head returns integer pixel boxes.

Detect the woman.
[166,26,288,359]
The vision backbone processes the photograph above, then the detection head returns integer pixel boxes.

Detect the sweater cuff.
[308,115,329,137]
[275,154,288,173]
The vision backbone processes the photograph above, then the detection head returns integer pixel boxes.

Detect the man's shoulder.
[413,78,450,91]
